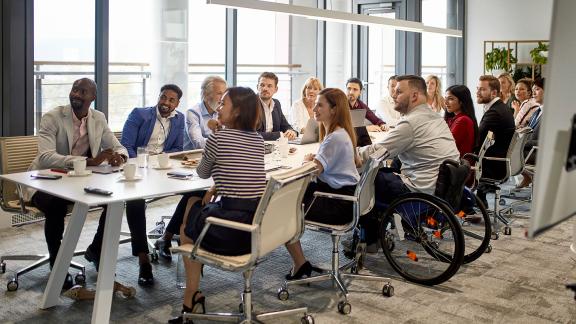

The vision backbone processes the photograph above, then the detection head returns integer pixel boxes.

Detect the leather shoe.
[62,272,74,291]
[138,262,154,286]
[84,245,100,271]
[155,238,172,261]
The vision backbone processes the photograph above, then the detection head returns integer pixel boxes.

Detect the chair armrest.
[525,146,539,164]
[313,191,358,202]
[205,216,259,233]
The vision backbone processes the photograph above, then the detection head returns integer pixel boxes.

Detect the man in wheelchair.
[354,75,460,251]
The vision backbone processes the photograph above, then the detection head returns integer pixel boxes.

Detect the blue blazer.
[121,106,184,158]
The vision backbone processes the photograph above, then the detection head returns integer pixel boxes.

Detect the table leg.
[40,202,89,309]
[91,201,124,324]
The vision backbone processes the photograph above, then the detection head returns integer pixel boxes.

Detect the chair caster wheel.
[499,198,506,206]
[7,278,18,291]
[491,232,499,240]
[301,314,315,324]
[238,302,253,313]
[382,283,394,297]
[277,287,289,301]
[74,273,86,286]
[337,301,351,315]
[485,244,492,253]
[504,227,511,235]
[1,261,6,273]
[150,252,159,263]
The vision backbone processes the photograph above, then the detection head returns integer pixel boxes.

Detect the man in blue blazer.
[256,72,297,141]
[118,84,184,286]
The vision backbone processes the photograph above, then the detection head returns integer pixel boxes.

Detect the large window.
[34,0,95,133]
[421,0,448,91]
[367,12,397,108]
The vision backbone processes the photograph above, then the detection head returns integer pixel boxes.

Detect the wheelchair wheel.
[458,193,492,264]
[379,193,464,286]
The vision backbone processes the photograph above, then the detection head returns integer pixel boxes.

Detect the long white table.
[0,159,212,324]
[0,131,384,323]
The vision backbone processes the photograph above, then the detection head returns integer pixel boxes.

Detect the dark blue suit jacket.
[121,106,184,158]
[257,98,295,140]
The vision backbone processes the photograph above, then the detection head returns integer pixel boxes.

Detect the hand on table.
[366,125,382,132]
[303,153,316,163]
[283,130,297,140]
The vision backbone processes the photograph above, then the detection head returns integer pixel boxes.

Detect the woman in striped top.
[170,87,264,324]
[285,88,361,280]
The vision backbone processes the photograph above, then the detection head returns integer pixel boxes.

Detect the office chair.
[278,148,394,315]
[171,163,317,323]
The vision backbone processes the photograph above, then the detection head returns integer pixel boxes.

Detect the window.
[421,0,448,91]
[34,0,95,133]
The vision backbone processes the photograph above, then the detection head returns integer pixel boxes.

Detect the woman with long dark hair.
[443,85,479,158]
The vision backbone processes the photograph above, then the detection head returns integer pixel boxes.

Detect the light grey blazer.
[29,105,128,170]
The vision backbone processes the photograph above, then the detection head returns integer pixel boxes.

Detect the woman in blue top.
[285,88,361,280]
[170,87,265,324]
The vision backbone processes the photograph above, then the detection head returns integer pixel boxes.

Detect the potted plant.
[485,47,517,74]
[530,42,549,65]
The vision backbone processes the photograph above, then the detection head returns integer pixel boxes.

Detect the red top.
[446,113,475,158]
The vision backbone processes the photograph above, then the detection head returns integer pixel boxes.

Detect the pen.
[50,168,68,174]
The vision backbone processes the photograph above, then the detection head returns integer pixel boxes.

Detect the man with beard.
[184,76,227,149]
[256,72,297,140]
[118,84,185,285]
[474,75,515,206]
[346,77,388,132]
[352,75,459,252]
[29,78,128,289]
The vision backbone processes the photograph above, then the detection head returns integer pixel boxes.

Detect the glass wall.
[33,0,95,133]
[421,0,448,91]
[367,12,397,109]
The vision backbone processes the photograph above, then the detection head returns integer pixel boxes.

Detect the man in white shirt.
[256,72,297,141]
[183,76,227,149]
[376,75,402,127]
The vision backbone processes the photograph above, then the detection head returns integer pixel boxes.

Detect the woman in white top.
[290,77,324,133]
[285,88,360,280]
[426,74,445,113]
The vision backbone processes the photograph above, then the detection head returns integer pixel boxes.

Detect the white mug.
[73,159,87,174]
[123,163,137,180]
[157,153,170,168]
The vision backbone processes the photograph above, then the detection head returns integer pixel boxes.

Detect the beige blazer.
[29,105,127,171]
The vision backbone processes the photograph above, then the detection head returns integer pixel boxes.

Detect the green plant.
[530,42,549,65]
[485,47,517,72]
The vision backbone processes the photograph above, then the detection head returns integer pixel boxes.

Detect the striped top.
[197,128,266,199]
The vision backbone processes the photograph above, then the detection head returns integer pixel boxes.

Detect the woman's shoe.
[285,261,322,280]
[168,291,205,324]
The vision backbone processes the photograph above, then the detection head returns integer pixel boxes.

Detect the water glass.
[137,147,149,168]
[176,254,186,289]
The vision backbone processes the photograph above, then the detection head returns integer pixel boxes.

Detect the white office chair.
[278,148,394,315]
[171,163,317,324]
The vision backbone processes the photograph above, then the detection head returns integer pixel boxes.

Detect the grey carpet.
[1,189,575,324]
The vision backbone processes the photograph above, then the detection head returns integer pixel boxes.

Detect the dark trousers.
[123,199,150,256]
[361,170,411,245]
[165,191,207,236]
[32,191,107,267]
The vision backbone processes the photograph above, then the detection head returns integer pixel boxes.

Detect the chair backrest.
[507,127,533,176]
[475,131,494,182]
[434,159,470,209]
[356,148,390,216]
[0,136,38,210]
[253,162,316,257]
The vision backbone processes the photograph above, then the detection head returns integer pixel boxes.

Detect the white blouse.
[290,99,312,133]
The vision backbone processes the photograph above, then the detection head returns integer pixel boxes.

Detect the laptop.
[289,118,319,145]
[350,109,372,147]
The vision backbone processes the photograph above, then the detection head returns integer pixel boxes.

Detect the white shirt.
[376,96,402,127]
[146,108,177,154]
[290,99,311,133]
[261,99,275,133]
[483,97,500,112]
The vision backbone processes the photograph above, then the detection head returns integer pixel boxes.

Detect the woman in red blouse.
[443,85,479,158]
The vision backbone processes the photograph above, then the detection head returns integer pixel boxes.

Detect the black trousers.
[32,191,107,267]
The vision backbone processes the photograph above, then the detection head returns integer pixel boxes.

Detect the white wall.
[465,0,553,115]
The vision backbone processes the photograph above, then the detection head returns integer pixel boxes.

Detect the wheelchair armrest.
[463,153,479,162]
[313,191,358,202]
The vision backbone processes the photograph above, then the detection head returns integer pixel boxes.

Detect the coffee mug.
[157,153,170,168]
[73,159,87,174]
[123,163,137,180]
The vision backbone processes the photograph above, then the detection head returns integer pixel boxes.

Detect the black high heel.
[168,291,206,324]
[285,261,323,280]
